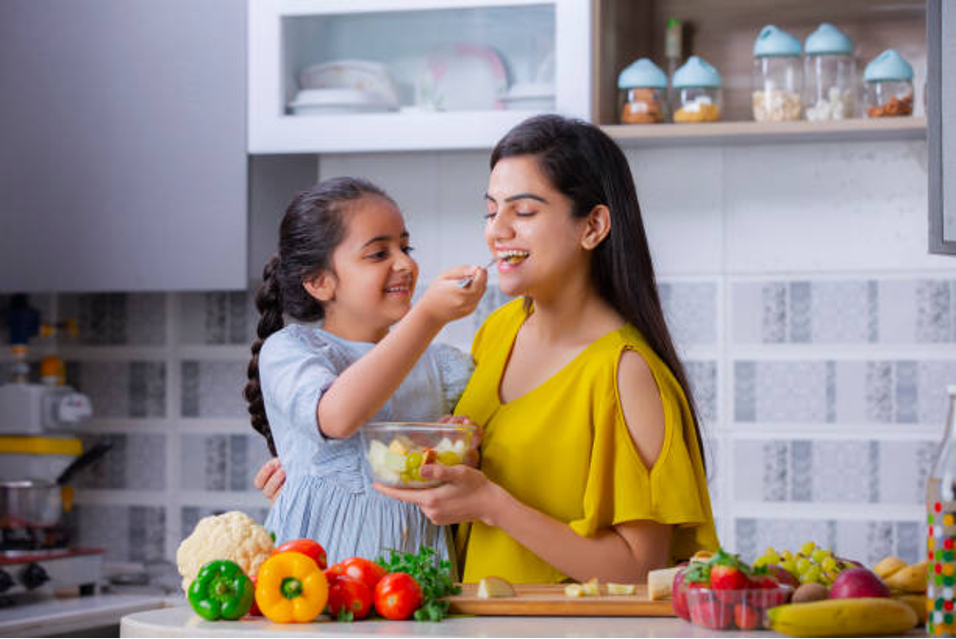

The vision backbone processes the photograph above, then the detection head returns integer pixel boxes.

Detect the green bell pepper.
[187,560,255,621]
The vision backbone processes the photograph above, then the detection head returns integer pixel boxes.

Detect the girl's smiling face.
[484,155,590,301]
[315,195,418,341]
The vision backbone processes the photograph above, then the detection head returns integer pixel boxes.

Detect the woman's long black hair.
[244,177,392,456]
[491,115,706,472]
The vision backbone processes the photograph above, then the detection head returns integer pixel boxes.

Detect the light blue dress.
[259,323,473,565]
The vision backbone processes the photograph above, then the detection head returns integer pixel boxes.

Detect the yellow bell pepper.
[254,551,328,623]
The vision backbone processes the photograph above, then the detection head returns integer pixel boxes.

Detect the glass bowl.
[682,584,793,631]
[360,422,475,488]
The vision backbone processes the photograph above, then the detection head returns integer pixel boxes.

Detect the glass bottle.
[928,386,956,636]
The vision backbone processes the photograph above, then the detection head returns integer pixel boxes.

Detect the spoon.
[457,257,497,288]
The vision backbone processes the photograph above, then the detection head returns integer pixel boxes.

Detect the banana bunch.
[767,597,919,637]
[873,556,928,625]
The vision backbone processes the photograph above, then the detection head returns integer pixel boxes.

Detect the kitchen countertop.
[120,605,782,638]
[0,592,169,637]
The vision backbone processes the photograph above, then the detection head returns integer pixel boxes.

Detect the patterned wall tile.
[735,518,921,565]
[74,434,166,490]
[735,278,956,345]
[58,293,166,345]
[686,361,717,425]
[75,505,166,563]
[178,292,255,345]
[179,434,272,492]
[65,361,166,418]
[734,360,956,425]
[180,361,246,417]
[734,439,929,504]
[659,282,718,347]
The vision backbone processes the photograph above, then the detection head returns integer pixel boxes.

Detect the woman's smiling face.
[484,155,589,300]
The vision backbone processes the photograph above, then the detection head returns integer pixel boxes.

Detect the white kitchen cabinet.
[0,0,247,292]
[247,0,591,153]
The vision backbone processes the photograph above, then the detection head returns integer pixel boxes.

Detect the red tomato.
[374,572,423,621]
[274,539,328,570]
[327,576,373,620]
[325,563,346,583]
[247,574,263,617]
[339,557,387,592]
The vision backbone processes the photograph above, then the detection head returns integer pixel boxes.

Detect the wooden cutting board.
[444,583,676,617]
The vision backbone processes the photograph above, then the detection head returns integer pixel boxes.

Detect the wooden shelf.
[602,117,926,148]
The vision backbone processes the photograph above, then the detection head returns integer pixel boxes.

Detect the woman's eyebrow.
[361,231,409,249]
[483,192,549,204]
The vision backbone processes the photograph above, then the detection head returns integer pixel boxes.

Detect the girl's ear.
[581,204,611,250]
[303,270,335,303]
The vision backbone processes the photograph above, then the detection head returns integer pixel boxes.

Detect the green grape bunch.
[754,541,857,587]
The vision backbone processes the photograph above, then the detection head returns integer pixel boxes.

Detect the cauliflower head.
[176,510,274,593]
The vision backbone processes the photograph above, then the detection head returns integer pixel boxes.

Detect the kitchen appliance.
[0,547,104,599]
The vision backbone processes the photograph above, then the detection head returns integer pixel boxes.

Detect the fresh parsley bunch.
[376,547,461,621]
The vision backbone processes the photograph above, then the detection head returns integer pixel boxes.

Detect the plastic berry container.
[361,422,475,488]
[682,584,793,631]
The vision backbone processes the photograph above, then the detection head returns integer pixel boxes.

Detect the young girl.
[244,176,486,564]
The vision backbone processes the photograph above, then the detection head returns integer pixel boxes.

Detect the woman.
[256,115,718,583]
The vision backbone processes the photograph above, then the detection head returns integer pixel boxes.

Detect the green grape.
[800,541,816,556]
[753,556,769,568]
[799,565,822,584]
[781,560,797,574]
[781,550,793,562]
[765,549,781,564]
[810,548,828,563]
[821,557,837,572]
[796,557,812,573]
[405,451,423,471]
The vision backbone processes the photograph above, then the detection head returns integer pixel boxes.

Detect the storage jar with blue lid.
[863,49,914,117]
[672,56,722,123]
[617,58,667,124]
[752,25,803,122]
[804,23,856,120]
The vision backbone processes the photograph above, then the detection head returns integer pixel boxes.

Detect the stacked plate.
[290,60,399,115]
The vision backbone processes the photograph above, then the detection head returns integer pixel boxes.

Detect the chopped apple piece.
[582,577,600,596]
[606,583,636,595]
[387,436,413,455]
[564,583,585,598]
[476,576,516,599]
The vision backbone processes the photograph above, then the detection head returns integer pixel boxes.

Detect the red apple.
[828,568,890,599]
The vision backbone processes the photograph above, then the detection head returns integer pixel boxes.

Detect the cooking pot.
[0,441,112,547]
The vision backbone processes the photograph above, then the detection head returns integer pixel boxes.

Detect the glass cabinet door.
[248,0,590,153]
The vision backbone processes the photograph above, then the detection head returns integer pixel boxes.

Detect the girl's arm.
[318,266,486,439]
[374,350,674,582]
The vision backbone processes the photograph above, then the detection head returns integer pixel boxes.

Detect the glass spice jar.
[752,25,803,122]
[617,58,667,124]
[804,23,856,121]
[864,49,914,118]
[672,56,722,123]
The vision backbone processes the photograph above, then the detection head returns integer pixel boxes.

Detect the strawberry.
[708,548,753,604]
[689,597,732,630]
[733,603,762,630]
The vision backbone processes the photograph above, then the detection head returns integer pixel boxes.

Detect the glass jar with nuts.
[752,25,803,123]
[863,49,914,118]
[617,58,668,124]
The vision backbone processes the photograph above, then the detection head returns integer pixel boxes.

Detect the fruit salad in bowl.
[361,422,475,488]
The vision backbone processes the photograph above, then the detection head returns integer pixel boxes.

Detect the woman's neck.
[526,274,623,345]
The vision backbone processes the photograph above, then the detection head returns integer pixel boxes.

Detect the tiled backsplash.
[19,138,954,569]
